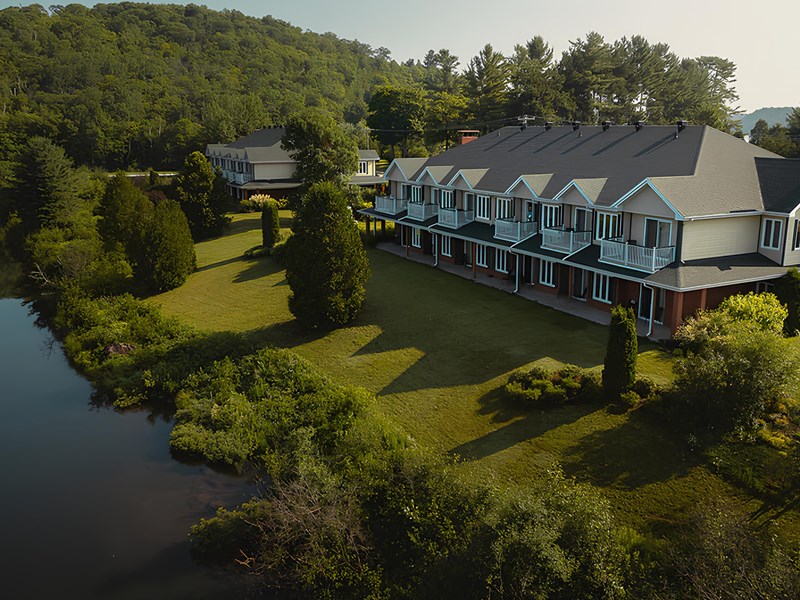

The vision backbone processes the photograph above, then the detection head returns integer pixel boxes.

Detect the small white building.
[206,127,382,199]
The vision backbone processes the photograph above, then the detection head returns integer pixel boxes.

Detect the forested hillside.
[0,3,416,173]
[1,3,743,175]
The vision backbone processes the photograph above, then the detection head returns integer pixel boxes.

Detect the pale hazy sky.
[2,0,797,112]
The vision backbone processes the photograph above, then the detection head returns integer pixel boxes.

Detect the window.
[400,183,410,199]
[495,249,508,273]
[496,197,513,220]
[358,161,369,175]
[542,204,563,228]
[592,273,613,304]
[574,207,591,231]
[476,195,491,219]
[431,187,439,205]
[595,212,620,240]
[441,190,454,209]
[476,244,488,267]
[761,218,783,250]
[441,235,452,257]
[410,186,422,202]
[644,218,672,248]
[411,228,421,248]
[539,259,556,287]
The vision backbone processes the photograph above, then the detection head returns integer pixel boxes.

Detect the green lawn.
[151,213,798,534]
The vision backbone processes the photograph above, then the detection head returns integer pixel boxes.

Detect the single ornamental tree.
[284,182,370,328]
[143,199,196,292]
[261,198,280,249]
[602,304,637,400]
[173,151,230,240]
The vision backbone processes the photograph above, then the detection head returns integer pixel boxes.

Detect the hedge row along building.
[359,123,800,334]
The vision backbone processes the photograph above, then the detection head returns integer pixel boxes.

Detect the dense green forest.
[1,2,751,178]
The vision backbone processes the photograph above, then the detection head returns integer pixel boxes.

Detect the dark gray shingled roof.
[404,125,783,217]
[755,157,800,213]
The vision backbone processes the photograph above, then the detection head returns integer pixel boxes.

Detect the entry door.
[574,207,590,232]
[572,268,587,299]
[639,286,666,323]
[644,219,671,248]
[464,241,473,267]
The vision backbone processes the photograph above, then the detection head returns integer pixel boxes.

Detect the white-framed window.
[595,212,620,240]
[358,161,369,175]
[573,207,591,231]
[400,183,410,199]
[476,194,491,219]
[761,218,783,250]
[441,235,452,257]
[542,204,563,228]
[496,197,513,220]
[411,228,421,248]
[757,281,775,294]
[441,190,454,209]
[431,187,439,205]
[411,185,422,203]
[495,248,508,273]
[592,273,613,304]
[539,259,556,287]
[476,244,488,267]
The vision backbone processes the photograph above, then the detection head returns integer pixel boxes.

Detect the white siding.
[253,162,296,180]
[681,216,759,261]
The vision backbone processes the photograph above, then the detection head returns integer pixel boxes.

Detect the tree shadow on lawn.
[233,257,284,283]
[195,254,250,273]
[350,253,610,396]
[561,408,702,489]
[451,386,599,462]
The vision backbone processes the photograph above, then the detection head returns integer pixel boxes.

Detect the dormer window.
[496,197,513,220]
[358,161,369,175]
[542,204,563,229]
[476,195,491,219]
[595,212,620,240]
[441,190,454,209]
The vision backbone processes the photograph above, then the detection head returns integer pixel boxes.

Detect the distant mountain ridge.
[736,107,794,133]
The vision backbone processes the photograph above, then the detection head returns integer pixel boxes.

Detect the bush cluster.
[504,364,603,406]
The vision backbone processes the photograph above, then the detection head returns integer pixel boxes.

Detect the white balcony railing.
[599,237,676,272]
[494,218,538,242]
[438,207,474,229]
[541,227,592,254]
[374,195,408,215]
[406,201,439,221]
[224,171,253,185]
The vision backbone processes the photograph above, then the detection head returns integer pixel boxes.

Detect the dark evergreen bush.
[261,198,280,249]
[602,304,637,400]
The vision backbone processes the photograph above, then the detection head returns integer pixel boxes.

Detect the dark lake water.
[0,298,255,599]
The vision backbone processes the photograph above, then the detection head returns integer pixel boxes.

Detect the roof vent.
[601,120,613,131]
[572,121,581,131]
[544,121,553,131]
[634,121,646,132]
[676,120,688,133]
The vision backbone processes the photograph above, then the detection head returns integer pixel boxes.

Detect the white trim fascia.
[416,166,451,186]
[446,171,476,191]
[504,175,541,198]
[553,180,596,206]
[383,160,409,181]
[684,211,763,221]
[612,178,684,221]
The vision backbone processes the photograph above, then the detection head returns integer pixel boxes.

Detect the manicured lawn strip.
[151,212,799,537]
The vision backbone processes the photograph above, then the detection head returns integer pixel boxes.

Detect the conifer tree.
[261,198,280,249]
[284,182,370,328]
[602,304,637,400]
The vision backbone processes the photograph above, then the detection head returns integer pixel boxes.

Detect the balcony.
[599,237,676,272]
[494,218,537,242]
[438,207,474,229]
[374,195,408,215]
[541,227,592,254]
[223,171,253,185]
[407,200,439,221]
